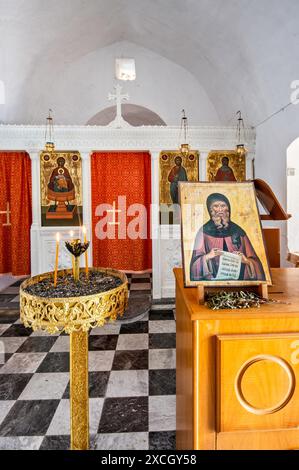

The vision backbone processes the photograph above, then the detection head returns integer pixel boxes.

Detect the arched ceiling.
[1,0,299,125]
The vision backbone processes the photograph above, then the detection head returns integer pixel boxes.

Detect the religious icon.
[40,151,83,227]
[159,150,199,224]
[48,157,74,193]
[214,157,236,181]
[207,150,246,182]
[179,181,271,287]
[168,156,188,204]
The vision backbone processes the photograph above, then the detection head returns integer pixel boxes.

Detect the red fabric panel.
[0,152,32,275]
[91,151,152,272]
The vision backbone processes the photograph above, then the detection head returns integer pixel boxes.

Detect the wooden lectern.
[254,179,291,268]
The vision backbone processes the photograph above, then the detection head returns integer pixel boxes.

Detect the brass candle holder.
[20,267,128,450]
[65,239,89,282]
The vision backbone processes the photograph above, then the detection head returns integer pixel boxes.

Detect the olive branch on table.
[206,291,290,310]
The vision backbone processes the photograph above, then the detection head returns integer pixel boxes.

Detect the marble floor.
[0,273,176,450]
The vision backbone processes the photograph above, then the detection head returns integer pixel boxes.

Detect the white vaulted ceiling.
[0,0,299,126]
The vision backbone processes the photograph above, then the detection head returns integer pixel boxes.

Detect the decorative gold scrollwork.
[20,267,128,334]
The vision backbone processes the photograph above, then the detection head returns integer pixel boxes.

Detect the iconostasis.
[0,125,255,298]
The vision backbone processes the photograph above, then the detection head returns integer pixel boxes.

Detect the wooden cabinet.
[175,267,299,450]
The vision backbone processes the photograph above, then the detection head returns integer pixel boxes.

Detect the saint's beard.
[210,208,230,230]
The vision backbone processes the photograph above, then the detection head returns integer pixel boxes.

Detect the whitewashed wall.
[0,124,255,298]
[287,136,299,253]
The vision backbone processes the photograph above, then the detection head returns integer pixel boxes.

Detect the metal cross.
[0,202,11,226]
[107,201,121,226]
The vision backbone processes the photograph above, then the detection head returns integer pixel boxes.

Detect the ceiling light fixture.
[235,110,247,157]
[179,109,190,157]
[115,58,136,81]
[0,80,5,104]
[44,109,55,152]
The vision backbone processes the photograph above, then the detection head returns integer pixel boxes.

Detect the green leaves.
[206,290,268,310]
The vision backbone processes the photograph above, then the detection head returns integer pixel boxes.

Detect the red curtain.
[91,151,152,272]
[0,152,32,275]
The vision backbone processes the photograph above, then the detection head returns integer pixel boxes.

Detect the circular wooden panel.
[234,354,295,415]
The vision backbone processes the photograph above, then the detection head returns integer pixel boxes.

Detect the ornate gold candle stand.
[20,267,128,450]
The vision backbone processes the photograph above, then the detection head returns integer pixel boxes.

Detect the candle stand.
[20,267,128,450]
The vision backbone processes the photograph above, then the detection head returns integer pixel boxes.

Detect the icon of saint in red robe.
[190,193,266,281]
[214,157,237,182]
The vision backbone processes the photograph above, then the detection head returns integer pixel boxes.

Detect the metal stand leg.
[70,330,89,450]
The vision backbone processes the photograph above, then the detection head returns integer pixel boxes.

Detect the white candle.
[54,232,60,287]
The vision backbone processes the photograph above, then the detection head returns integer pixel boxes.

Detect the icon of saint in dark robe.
[215,157,237,182]
[168,156,188,204]
[190,193,266,281]
[48,157,74,193]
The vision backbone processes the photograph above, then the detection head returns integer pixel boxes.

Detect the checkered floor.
[0,273,176,450]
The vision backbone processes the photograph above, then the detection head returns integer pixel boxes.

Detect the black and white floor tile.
[0,273,176,450]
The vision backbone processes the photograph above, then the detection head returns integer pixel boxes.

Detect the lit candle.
[54,232,60,287]
[82,225,89,277]
[70,231,75,277]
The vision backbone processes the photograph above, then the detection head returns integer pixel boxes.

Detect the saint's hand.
[234,251,249,265]
[206,248,222,260]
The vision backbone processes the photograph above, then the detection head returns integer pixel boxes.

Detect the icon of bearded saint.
[190,193,266,281]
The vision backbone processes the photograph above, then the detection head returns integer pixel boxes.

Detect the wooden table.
[175,267,299,450]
